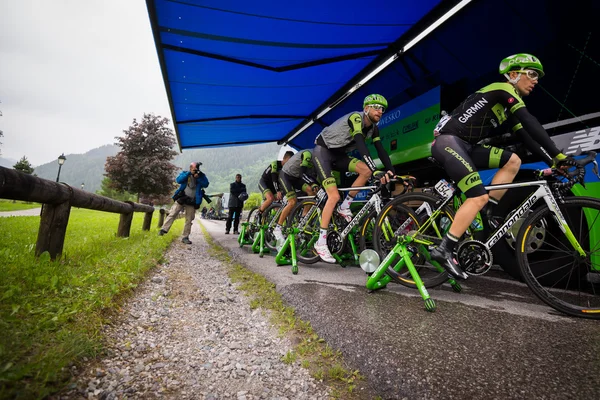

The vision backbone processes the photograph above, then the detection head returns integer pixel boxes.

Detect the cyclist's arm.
[372,129,395,173]
[344,112,377,172]
[510,122,553,166]
[512,107,563,164]
[299,150,317,185]
[270,161,280,191]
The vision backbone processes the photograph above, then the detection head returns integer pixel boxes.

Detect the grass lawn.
[0,209,183,399]
[0,200,42,212]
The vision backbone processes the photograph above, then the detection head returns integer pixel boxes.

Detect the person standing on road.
[226,174,247,235]
[159,161,209,244]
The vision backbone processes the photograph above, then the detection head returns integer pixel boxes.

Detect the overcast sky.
[0,0,173,166]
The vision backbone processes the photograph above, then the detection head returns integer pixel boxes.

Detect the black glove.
[194,203,201,210]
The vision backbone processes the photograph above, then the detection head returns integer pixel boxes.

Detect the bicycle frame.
[338,186,382,240]
[482,180,584,255]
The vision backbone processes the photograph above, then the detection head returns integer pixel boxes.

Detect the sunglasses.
[515,69,540,80]
[368,104,386,113]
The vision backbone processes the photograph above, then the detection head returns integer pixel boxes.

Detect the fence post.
[117,202,135,237]
[158,208,166,228]
[36,201,72,260]
[117,212,134,237]
[142,211,153,231]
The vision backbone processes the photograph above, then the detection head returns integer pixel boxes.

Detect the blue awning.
[147,0,600,152]
[146,0,449,149]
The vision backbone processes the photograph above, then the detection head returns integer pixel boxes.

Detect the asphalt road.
[201,218,600,400]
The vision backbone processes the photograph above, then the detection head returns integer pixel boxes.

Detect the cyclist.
[312,94,395,263]
[430,53,570,280]
[273,149,319,247]
[257,151,294,216]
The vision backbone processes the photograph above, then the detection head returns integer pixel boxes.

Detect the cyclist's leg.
[312,145,338,263]
[258,178,275,212]
[277,173,297,225]
[336,156,370,215]
[272,173,298,247]
[313,145,340,231]
[430,135,489,279]
[470,144,519,212]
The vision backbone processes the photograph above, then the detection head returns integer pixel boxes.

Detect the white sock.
[317,228,328,245]
[274,224,282,233]
[340,194,353,210]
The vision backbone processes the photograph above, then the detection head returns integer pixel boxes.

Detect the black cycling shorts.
[430,134,513,198]
[313,145,360,189]
[258,177,276,198]
[278,172,311,199]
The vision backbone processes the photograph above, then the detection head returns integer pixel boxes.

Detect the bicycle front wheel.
[244,207,261,240]
[516,197,600,319]
[262,202,282,252]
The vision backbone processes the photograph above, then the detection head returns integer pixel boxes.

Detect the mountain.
[31,142,283,195]
[33,145,120,193]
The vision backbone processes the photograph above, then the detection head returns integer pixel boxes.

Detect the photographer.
[159,161,209,244]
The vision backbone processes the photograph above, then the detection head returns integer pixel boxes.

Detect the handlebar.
[538,151,597,192]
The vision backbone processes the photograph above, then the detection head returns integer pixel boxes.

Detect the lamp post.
[81,182,85,190]
[56,153,66,182]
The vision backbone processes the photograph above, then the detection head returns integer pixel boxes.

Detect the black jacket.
[228,181,247,208]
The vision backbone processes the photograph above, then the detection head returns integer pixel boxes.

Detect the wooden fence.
[0,166,164,260]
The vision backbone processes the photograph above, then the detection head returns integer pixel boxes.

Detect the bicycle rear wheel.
[287,199,321,264]
[516,197,600,319]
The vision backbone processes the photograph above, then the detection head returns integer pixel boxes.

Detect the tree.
[243,192,262,210]
[96,177,137,202]
[13,156,34,174]
[105,113,178,201]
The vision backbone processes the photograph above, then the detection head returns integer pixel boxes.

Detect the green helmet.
[499,53,544,77]
[363,94,388,109]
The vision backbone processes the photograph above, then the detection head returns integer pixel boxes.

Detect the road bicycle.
[239,199,286,254]
[361,152,600,319]
[240,194,314,255]
[277,178,413,274]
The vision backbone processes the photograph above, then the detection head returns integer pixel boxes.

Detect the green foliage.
[105,113,178,198]
[0,200,41,212]
[13,156,34,174]
[281,350,297,365]
[96,177,137,202]
[243,192,262,210]
[0,209,184,399]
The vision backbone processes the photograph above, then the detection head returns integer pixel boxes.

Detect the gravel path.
[0,207,42,217]
[53,223,330,400]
